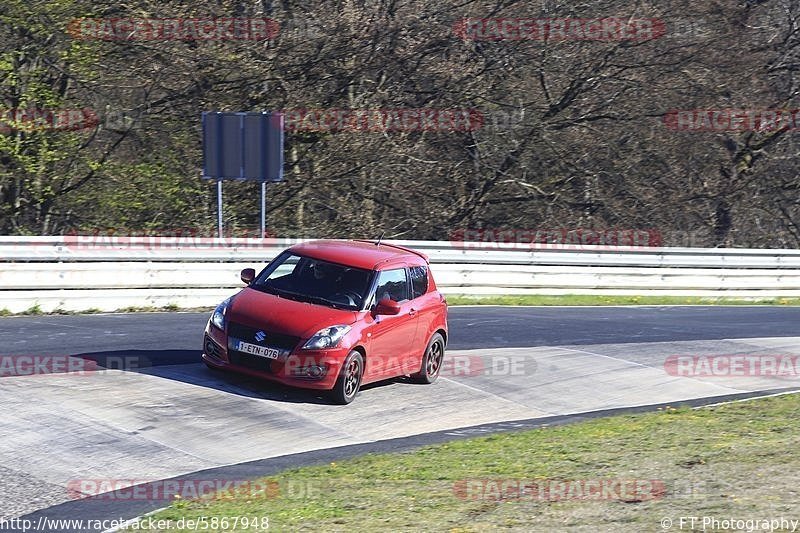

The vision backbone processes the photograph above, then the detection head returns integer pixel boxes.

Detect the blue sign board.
[202,111,284,181]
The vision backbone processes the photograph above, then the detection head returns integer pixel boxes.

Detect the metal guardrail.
[1,237,800,312]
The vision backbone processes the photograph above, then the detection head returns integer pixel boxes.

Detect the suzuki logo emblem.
[255,331,266,342]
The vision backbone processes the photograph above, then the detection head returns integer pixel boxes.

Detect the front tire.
[411,333,445,384]
[330,351,364,404]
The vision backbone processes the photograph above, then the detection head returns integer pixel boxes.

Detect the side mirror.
[374,298,401,316]
[240,268,255,284]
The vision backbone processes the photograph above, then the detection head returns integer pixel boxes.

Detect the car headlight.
[210,297,231,330]
[302,325,352,350]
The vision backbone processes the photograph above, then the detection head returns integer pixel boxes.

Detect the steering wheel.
[331,291,361,307]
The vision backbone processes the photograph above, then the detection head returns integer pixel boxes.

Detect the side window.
[409,265,428,299]
[373,268,409,304]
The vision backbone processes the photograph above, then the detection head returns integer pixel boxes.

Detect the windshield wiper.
[255,283,279,294]
[302,295,350,310]
[255,285,351,309]
[254,284,301,300]
[272,287,308,301]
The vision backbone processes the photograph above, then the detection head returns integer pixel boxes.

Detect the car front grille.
[226,322,300,374]
[228,351,276,373]
[227,322,301,351]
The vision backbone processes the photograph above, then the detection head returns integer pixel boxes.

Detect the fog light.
[204,337,220,357]
[306,365,326,378]
[290,364,327,379]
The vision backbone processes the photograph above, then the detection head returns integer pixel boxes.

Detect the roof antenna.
[375,230,385,246]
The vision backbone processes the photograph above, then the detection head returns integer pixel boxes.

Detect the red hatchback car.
[202,239,448,403]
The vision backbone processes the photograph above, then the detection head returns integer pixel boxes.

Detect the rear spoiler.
[353,239,430,263]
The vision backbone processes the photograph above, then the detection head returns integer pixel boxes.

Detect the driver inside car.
[303,260,334,295]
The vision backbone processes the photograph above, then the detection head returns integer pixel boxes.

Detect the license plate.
[236,341,281,360]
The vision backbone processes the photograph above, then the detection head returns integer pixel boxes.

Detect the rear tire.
[411,333,445,384]
[330,351,363,404]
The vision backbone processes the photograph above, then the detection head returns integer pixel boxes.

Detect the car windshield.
[251,253,373,310]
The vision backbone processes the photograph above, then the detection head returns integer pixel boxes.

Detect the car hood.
[228,287,359,339]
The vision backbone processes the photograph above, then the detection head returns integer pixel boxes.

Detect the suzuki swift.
[202,239,448,404]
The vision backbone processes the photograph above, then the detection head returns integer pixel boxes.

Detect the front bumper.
[202,324,345,391]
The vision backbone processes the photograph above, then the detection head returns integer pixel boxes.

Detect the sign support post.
[217,180,223,238]
[260,181,266,237]
[202,111,284,239]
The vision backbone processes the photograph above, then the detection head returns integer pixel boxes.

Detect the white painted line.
[696,389,800,409]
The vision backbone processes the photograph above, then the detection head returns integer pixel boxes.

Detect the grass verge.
[141,393,800,532]
[0,304,205,316]
[3,295,800,317]
[445,294,800,306]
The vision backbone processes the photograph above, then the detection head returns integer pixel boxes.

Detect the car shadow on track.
[73,349,403,405]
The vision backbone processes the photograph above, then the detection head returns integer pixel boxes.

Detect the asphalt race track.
[1,306,800,531]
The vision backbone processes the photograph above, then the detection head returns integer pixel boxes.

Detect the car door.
[407,264,439,352]
[363,267,420,380]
